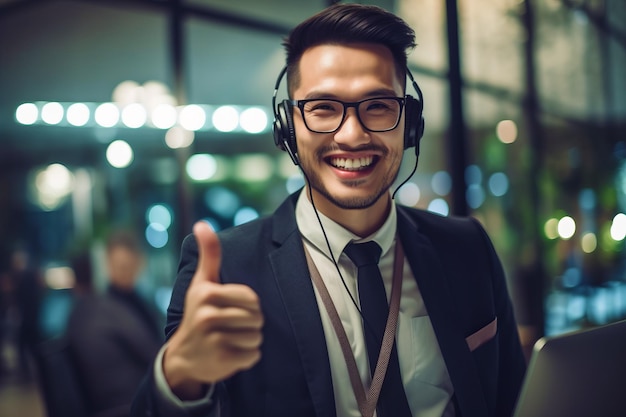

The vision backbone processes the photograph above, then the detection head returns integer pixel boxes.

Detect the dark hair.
[282,3,416,95]
[105,229,142,254]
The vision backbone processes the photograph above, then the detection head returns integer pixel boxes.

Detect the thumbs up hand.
[163,221,264,400]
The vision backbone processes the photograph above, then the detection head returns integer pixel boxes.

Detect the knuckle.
[249,331,263,348]
[247,350,262,367]
[212,331,232,347]
[247,290,260,304]
[195,307,220,329]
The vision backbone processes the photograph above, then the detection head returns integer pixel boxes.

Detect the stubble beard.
[299,147,403,210]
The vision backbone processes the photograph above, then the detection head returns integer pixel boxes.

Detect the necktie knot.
[344,241,382,268]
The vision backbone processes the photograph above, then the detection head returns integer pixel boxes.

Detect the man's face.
[292,43,405,213]
[107,246,143,290]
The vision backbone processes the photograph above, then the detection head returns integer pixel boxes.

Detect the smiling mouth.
[328,156,375,171]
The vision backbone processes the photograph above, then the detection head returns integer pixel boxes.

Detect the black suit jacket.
[68,289,163,417]
[132,192,526,417]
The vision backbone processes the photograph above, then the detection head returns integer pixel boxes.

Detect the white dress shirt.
[295,190,455,417]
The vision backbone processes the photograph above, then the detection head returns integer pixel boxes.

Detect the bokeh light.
[179,105,206,131]
[544,218,559,239]
[465,164,482,185]
[233,154,273,182]
[610,213,626,241]
[15,103,38,125]
[66,103,90,127]
[557,216,576,239]
[466,184,485,209]
[286,173,305,194]
[121,103,147,128]
[165,126,194,149]
[41,102,64,125]
[31,163,75,210]
[145,223,168,248]
[396,182,420,207]
[488,172,509,197]
[496,119,518,144]
[428,198,449,216]
[95,103,120,127]
[106,140,134,168]
[151,103,177,129]
[240,107,268,133]
[234,207,259,225]
[147,204,173,229]
[205,187,241,218]
[186,154,217,181]
[581,232,597,253]
[213,106,239,132]
[431,171,452,196]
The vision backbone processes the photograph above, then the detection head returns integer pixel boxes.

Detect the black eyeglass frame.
[289,96,406,134]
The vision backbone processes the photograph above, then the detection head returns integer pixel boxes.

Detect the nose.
[333,108,370,148]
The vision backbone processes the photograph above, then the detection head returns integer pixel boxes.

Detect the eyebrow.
[302,88,399,101]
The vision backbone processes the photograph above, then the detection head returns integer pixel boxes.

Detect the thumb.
[193,220,222,284]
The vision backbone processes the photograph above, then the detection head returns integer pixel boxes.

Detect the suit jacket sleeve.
[132,233,224,417]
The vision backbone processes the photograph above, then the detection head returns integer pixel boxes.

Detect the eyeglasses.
[290,97,405,134]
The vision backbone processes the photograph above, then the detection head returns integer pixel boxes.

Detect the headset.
[272,65,426,166]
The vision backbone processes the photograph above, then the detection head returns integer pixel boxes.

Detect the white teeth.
[330,156,374,170]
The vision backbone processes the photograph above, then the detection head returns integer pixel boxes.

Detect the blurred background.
[0,0,625,415]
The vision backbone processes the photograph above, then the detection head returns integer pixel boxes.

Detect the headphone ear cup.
[404,95,425,156]
[273,101,288,151]
[273,100,299,165]
[273,120,284,151]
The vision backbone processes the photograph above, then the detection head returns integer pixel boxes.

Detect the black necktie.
[344,241,412,417]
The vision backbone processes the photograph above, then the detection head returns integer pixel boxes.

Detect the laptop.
[513,318,626,417]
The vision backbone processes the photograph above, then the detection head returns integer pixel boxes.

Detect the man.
[67,230,163,417]
[132,4,526,417]
[6,247,43,380]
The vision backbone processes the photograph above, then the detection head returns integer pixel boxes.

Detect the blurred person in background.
[2,246,44,381]
[67,229,164,417]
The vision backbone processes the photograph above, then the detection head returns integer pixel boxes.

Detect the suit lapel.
[397,208,489,416]
[268,195,336,417]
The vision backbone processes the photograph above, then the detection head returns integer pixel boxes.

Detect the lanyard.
[304,240,404,417]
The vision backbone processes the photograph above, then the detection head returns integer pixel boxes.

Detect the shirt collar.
[295,188,397,260]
